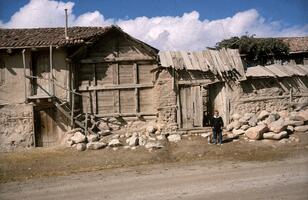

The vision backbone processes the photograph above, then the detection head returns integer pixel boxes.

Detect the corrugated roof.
[246,64,308,78]
[159,48,246,80]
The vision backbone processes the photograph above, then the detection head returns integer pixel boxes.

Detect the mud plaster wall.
[155,70,177,132]
[227,77,308,115]
[0,104,34,151]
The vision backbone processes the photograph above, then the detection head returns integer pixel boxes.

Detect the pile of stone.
[65,124,182,151]
[225,108,308,141]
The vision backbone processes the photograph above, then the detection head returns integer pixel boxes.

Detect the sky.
[0,0,307,50]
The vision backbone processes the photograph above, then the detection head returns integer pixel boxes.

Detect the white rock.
[287,125,294,132]
[87,134,99,142]
[86,142,107,150]
[71,131,86,144]
[108,139,122,147]
[76,143,86,151]
[240,125,250,131]
[201,132,212,138]
[232,113,241,121]
[245,125,268,140]
[258,110,270,120]
[145,141,164,149]
[263,131,288,140]
[167,134,181,143]
[146,125,157,134]
[294,125,308,132]
[127,136,139,146]
[232,129,245,136]
[156,135,166,141]
[268,118,287,133]
[138,136,147,146]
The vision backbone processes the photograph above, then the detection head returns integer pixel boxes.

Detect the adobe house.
[0,26,178,150]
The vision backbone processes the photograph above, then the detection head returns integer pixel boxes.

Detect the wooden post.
[49,45,54,96]
[85,112,88,136]
[22,49,27,101]
[133,63,139,113]
[70,89,75,128]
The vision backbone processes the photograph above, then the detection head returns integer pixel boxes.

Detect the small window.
[0,59,5,86]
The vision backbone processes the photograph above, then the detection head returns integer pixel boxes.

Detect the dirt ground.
[0,131,308,183]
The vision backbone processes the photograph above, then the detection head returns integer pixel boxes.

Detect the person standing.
[211,110,224,145]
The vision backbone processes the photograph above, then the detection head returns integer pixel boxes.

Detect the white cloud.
[1,0,308,50]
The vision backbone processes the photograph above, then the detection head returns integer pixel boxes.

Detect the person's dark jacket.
[211,116,224,130]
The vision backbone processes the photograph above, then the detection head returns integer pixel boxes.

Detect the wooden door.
[35,107,57,147]
[32,52,50,96]
[180,86,203,128]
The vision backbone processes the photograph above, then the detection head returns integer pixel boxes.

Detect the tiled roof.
[0,26,113,48]
[281,37,308,53]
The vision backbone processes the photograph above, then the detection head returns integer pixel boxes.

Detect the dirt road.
[1,155,308,200]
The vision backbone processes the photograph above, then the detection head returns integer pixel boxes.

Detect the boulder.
[297,109,308,121]
[145,141,164,149]
[268,118,287,133]
[87,134,99,142]
[248,115,258,127]
[232,113,241,121]
[294,125,308,132]
[76,143,86,151]
[289,113,305,122]
[146,125,157,134]
[226,123,234,131]
[278,110,289,118]
[239,113,254,124]
[245,125,268,140]
[156,135,166,141]
[167,134,181,143]
[258,110,270,120]
[138,136,147,146]
[264,113,280,125]
[284,119,304,127]
[232,129,245,136]
[233,120,242,130]
[87,142,107,150]
[287,125,294,132]
[108,139,122,147]
[240,125,250,131]
[71,132,86,144]
[263,131,288,140]
[127,135,139,147]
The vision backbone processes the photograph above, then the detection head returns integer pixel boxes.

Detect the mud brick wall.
[154,70,178,132]
[0,104,34,151]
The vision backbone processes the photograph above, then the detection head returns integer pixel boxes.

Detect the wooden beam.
[78,83,154,91]
[70,89,75,128]
[49,45,54,96]
[79,57,155,63]
[133,63,139,113]
[113,63,120,113]
[95,112,158,118]
[22,49,27,101]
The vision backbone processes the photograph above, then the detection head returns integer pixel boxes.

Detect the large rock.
[239,113,254,124]
[294,125,308,132]
[232,113,241,121]
[71,132,86,144]
[258,110,270,120]
[268,118,287,133]
[289,112,305,122]
[167,134,181,143]
[245,125,268,140]
[138,136,147,146]
[146,125,157,134]
[87,134,99,142]
[287,125,294,133]
[226,123,234,131]
[232,129,245,136]
[76,143,86,151]
[263,131,288,140]
[264,113,280,125]
[108,139,122,147]
[86,142,107,150]
[145,141,164,149]
[127,135,139,147]
[226,120,242,131]
[278,110,289,118]
[297,109,308,121]
[248,115,258,127]
[284,119,304,127]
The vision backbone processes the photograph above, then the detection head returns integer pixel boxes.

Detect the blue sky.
[1,0,307,26]
[0,0,307,50]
